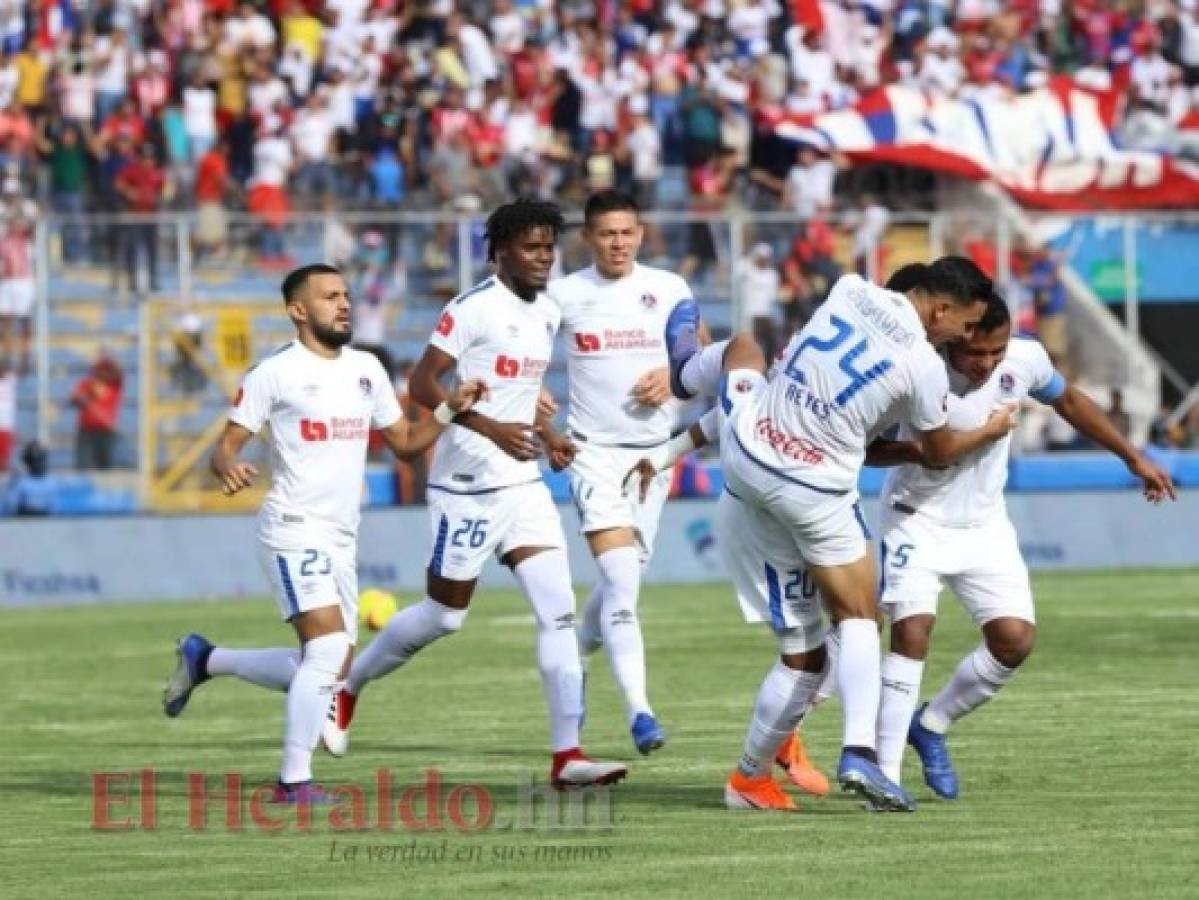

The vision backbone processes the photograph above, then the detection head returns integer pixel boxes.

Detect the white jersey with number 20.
[732,273,950,493]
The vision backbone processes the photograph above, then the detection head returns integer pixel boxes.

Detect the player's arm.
[622,409,719,502]
[409,344,540,461]
[377,378,490,460]
[535,400,576,472]
[864,438,925,467]
[211,421,259,496]
[918,406,1017,467]
[1051,385,1176,503]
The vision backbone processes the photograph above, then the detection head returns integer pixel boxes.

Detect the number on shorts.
[892,543,914,568]
[784,569,817,602]
[300,549,332,576]
[451,518,489,550]
[782,315,893,406]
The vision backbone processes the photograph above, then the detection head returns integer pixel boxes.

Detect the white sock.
[594,546,651,723]
[345,597,466,695]
[680,339,730,397]
[737,660,825,777]
[280,631,349,784]
[837,618,882,751]
[876,652,925,784]
[207,647,300,692]
[923,644,1015,734]
[577,584,604,656]
[512,550,584,752]
[815,626,841,704]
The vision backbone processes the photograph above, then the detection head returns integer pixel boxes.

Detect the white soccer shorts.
[716,488,828,654]
[426,479,566,581]
[568,441,671,562]
[258,543,360,643]
[879,508,1035,627]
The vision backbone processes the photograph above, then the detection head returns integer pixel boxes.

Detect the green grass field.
[5,570,1199,898]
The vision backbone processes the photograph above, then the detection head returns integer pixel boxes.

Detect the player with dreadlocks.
[323,199,630,789]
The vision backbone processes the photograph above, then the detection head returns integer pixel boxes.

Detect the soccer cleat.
[270,781,333,805]
[908,704,960,799]
[630,712,666,756]
[550,748,629,791]
[664,299,701,399]
[724,771,798,811]
[837,749,917,812]
[162,633,213,718]
[320,689,358,757]
[774,732,830,797]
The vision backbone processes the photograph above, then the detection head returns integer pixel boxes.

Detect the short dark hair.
[584,189,639,226]
[975,289,1013,334]
[281,263,342,304]
[484,198,565,262]
[885,256,991,306]
[884,263,927,294]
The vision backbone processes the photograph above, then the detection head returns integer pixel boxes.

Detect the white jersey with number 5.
[549,263,693,445]
[883,337,1065,526]
[230,341,402,549]
[427,276,560,494]
[731,273,950,492]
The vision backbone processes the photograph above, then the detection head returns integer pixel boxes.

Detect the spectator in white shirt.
[783,145,837,219]
[490,0,526,56]
[93,27,131,124]
[182,71,216,160]
[737,242,783,359]
[291,90,336,204]
[919,28,965,96]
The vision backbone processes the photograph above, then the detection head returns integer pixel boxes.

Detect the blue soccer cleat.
[837,749,917,812]
[631,712,666,756]
[162,632,212,718]
[908,704,959,799]
[664,299,701,399]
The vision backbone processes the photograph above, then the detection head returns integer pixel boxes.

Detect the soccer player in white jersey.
[874,290,1176,800]
[547,189,699,756]
[666,256,1018,811]
[322,200,628,790]
[161,264,487,803]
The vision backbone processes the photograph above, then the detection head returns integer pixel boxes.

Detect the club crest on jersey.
[359,376,373,397]
[436,312,454,336]
[999,372,1015,395]
[640,292,658,310]
[734,377,754,393]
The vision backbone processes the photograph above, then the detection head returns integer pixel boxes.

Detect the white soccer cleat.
[320,689,357,757]
[550,749,629,791]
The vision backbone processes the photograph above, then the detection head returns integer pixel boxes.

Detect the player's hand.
[539,427,576,472]
[448,378,489,414]
[984,402,1020,439]
[487,421,541,461]
[622,458,657,503]
[1130,456,1177,504]
[217,461,258,496]
[537,389,558,419]
[631,367,671,408]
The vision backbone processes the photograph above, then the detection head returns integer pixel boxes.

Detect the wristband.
[649,430,698,473]
[433,402,456,426]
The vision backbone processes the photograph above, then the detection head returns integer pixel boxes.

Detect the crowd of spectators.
[0,0,1194,235]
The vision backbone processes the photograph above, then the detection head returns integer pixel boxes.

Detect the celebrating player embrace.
[875,288,1176,798]
[162,264,486,802]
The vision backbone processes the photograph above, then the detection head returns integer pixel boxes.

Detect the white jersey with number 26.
[732,273,950,493]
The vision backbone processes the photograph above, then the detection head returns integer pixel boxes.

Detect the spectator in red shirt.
[70,350,124,470]
[114,142,166,293]
[194,135,232,260]
[98,98,146,151]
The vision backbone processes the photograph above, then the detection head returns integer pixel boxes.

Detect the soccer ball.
[358,588,398,632]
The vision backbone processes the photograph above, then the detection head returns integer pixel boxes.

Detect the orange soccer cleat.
[724,771,798,811]
[775,732,830,797]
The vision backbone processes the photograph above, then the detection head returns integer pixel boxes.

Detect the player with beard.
[323,200,629,789]
[162,264,488,802]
